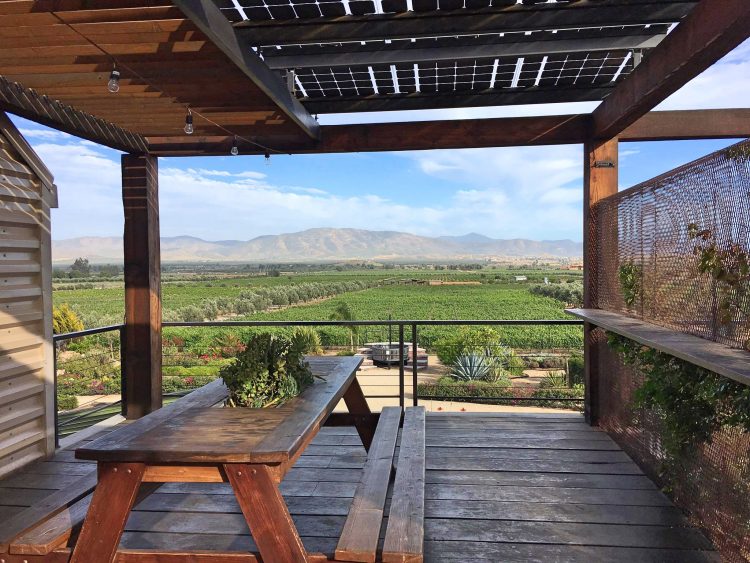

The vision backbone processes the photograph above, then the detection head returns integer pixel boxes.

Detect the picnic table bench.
[1,356,426,563]
[70,356,376,563]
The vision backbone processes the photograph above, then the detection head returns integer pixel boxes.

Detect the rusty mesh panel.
[593,138,750,348]
[591,139,750,561]
[597,339,750,563]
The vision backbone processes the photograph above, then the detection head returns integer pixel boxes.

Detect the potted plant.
[219,329,320,408]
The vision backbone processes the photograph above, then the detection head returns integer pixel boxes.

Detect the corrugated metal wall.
[0,123,55,478]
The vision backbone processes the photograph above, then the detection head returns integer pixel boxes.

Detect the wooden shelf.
[566,308,750,387]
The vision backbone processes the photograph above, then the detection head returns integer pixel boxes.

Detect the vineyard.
[53,267,584,416]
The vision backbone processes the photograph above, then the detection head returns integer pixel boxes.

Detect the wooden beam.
[147,113,590,155]
[303,85,612,114]
[146,108,750,156]
[264,33,667,69]
[620,108,750,141]
[0,75,148,153]
[172,0,319,140]
[591,0,750,139]
[582,138,618,426]
[121,154,162,420]
[236,1,696,46]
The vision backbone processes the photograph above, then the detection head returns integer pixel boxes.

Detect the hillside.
[52,228,582,263]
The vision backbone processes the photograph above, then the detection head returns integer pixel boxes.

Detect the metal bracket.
[593,160,616,168]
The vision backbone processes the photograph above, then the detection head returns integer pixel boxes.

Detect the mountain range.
[52,228,582,264]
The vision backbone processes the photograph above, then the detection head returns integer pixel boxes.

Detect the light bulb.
[184,111,194,135]
[265,150,271,166]
[231,138,239,156]
[107,69,120,93]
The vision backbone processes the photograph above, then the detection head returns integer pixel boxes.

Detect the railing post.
[53,339,59,448]
[411,323,418,407]
[398,323,405,408]
[120,326,127,418]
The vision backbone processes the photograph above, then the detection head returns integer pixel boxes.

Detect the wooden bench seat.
[382,406,425,563]
[335,406,402,563]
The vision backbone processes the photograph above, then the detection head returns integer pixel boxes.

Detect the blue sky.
[11,39,750,243]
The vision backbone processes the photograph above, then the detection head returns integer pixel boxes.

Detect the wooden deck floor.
[0,412,719,562]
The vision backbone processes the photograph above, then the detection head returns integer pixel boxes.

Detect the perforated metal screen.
[591,139,750,562]
[596,336,750,563]
[593,138,750,350]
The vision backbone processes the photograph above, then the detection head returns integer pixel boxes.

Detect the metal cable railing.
[54,319,585,442]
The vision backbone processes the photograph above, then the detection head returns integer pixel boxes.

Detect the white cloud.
[401,144,584,239]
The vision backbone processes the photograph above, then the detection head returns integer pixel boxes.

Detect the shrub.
[57,395,78,411]
[434,327,501,366]
[451,353,492,381]
[163,375,215,393]
[290,326,323,355]
[53,304,84,334]
[529,282,583,307]
[220,332,314,408]
[567,352,584,385]
[418,375,583,411]
[538,371,569,389]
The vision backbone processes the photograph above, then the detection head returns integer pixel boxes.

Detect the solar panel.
[211,0,695,111]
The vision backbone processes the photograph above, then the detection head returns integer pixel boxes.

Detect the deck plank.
[0,411,718,562]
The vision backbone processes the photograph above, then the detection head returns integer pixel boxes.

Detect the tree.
[329,301,358,351]
[70,257,91,277]
[53,304,84,334]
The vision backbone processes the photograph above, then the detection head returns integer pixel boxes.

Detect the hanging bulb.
[107,68,120,93]
[264,150,271,166]
[184,108,194,135]
[231,136,239,156]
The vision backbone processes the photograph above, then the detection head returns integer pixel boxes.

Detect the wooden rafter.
[0,75,148,153]
[172,0,320,140]
[235,1,696,46]
[591,0,750,140]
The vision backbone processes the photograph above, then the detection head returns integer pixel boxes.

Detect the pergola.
[1,0,749,442]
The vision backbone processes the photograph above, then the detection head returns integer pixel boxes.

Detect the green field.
[53,268,582,329]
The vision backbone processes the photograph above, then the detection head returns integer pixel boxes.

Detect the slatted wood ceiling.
[0,113,56,479]
[0,0,305,140]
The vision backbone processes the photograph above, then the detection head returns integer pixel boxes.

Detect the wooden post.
[121,154,162,419]
[583,138,618,425]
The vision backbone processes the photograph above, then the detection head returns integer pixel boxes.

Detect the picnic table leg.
[224,463,309,563]
[343,377,376,450]
[69,462,145,563]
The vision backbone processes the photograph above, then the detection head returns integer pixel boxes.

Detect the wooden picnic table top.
[75,356,363,465]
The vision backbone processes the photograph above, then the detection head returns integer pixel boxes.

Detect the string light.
[107,65,120,93]
[231,136,239,156]
[184,108,194,135]
[51,11,282,154]
[265,150,271,166]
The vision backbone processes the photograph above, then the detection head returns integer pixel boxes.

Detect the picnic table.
[69,356,369,563]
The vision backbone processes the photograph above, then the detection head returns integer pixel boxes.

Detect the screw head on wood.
[127,469,132,474]
[113,467,118,472]
[252,469,257,475]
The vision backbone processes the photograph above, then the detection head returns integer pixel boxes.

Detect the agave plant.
[450,353,492,381]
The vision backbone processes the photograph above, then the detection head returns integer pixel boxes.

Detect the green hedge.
[418,376,583,410]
